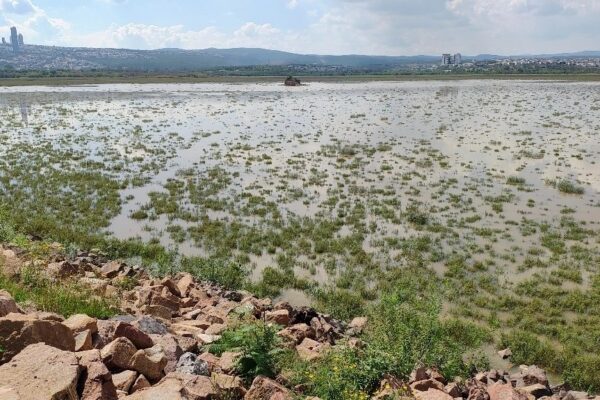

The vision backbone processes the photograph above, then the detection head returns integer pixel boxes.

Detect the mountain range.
[0,44,599,71]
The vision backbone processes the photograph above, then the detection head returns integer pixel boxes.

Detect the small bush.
[181,257,247,290]
[556,180,584,195]
[209,321,285,382]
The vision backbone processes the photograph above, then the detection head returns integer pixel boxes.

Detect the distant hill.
[0,44,598,72]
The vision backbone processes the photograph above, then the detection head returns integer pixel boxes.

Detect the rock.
[347,316,368,335]
[166,372,220,400]
[521,384,552,399]
[161,277,182,297]
[0,313,75,363]
[488,382,530,400]
[175,352,210,376]
[0,290,20,317]
[150,333,183,374]
[410,367,431,383]
[0,343,80,400]
[414,389,454,400]
[205,323,227,335]
[296,338,329,361]
[101,261,124,278]
[77,349,118,400]
[196,333,221,345]
[63,314,98,334]
[564,391,589,400]
[114,322,154,349]
[277,323,315,345]
[511,366,549,389]
[211,372,246,398]
[121,375,185,400]
[130,374,151,393]
[133,316,169,335]
[75,329,94,351]
[411,379,445,392]
[175,335,198,353]
[112,370,138,393]
[177,274,195,298]
[198,352,220,372]
[218,351,242,374]
[446,382,463,398]
[130,345,168,381]
[265,309,291,326]
[498,349,512,359]
[141,304,173,320]
[0,387,20,400]
[101,337,137,370]
[47,261,78,278]
[245,376,293,400]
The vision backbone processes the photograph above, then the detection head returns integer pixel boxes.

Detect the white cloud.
[0,0,35,15]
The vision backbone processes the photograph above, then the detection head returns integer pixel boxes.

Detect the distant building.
[441,53,462,66]
[10,26,19,53]
[1,37,6,46]
[454,53,462,65]
[18,33,24,46]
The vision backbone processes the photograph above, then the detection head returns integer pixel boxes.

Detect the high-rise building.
[1,37,6,45]
[442,54,452,66]
[18,33,24,46]
[10,26,19,52]
[454,53,462,65]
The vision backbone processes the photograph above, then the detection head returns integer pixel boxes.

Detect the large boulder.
[76,349,118,400]
[63,314,98,334]
[0,313,75,363]
[0,290,20,317]
[487,382,530,400]
[101,337,137,370]
[112,370,138,393]
[0,343,80,400]
[129,345,168,381]
[245,376,293,400]
[121,375,185,400]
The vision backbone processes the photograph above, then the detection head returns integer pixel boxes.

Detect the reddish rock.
[130,345,168,381]
[296,337,329,361]
[0,290,20,317]
[112,370,138,393]
[277,323,315,345]
[347,316,368,335]
[211,372,246,398]
[75,329,94,352]
[414,389,454,400]
[130,374,151,393]
[0,343,80,400]
[0,313,75,363]
[265,309,291,326]
[115,322,154,349]
[411,379,445,393]
[487,382,530,400]
[77,349,118,400]
[245,375,293,400]
[101,337,137,370]
[101,261,124,278]
[177,274,195,298]
[149,333,183,374]
[218,351,241,374]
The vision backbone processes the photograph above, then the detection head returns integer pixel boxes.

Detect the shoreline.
[1,73,600,87]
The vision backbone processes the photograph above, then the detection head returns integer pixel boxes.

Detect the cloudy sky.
[0,0,598,55]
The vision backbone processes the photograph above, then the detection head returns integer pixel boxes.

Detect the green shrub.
[209,321,285,382]
[500,330,558,369]
[556,180,584,195]
[180,256,247,290]
[0,268,117,318]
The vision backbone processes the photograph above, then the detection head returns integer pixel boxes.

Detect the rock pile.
[0,246,597,400]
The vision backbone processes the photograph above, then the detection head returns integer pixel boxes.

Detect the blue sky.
[0,0,599,55]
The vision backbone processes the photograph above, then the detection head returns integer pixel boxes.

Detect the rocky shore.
[0,245,595,400]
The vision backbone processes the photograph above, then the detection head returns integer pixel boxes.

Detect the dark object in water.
[284,76,301,86]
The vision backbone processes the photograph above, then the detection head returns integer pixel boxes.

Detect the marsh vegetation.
[1,81,600,390]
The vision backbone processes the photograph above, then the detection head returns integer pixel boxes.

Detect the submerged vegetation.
[1,81,600,391]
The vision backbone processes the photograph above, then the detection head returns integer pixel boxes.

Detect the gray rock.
[175,352,209,376]
[134,316,169,335]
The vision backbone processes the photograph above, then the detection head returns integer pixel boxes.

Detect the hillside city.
[1,26,599,75]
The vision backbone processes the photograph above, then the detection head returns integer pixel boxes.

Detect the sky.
[0,0,598,56]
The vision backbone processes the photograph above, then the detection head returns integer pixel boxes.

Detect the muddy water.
[1,80,599,290]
